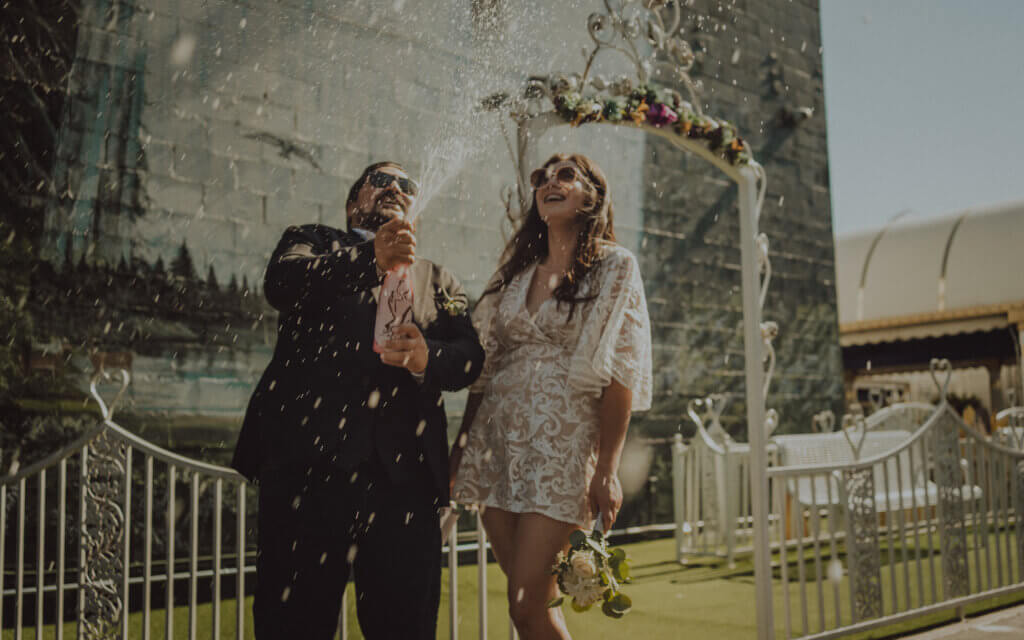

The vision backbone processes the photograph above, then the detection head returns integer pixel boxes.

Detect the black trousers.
[254,454,442,639]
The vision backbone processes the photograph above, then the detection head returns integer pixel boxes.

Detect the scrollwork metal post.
[78,429,127,638]
[840,468,883,621]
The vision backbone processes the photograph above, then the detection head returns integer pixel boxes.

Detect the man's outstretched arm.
[263,225,379,312]
[264,218,415,312]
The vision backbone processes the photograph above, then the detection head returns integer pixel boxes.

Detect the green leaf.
[547,597,564,608]
[601,601,625,619]
[613,558,631,582]
[571,598,593,613]
[569,530,587,549]
[608,592,632,614]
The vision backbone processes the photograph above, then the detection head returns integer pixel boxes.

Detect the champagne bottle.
[372,265,414,353]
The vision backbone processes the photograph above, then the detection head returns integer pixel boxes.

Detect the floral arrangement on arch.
[549,528,633,618]
[552,82,751,166]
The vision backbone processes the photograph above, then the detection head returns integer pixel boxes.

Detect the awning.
[836,200,1024,326]
[840,303,1022,346]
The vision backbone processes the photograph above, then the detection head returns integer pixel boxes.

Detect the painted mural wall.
[3,0,842,472]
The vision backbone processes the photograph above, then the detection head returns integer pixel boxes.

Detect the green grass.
[4,534,1023,639]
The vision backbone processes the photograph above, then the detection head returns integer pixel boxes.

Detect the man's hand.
[374,217,416,272]
[588,468,623,532]
[379,323,429,375]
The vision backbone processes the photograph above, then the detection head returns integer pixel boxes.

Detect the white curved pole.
[738,165,774,639]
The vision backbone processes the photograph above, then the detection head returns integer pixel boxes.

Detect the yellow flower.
[630,101,649,125]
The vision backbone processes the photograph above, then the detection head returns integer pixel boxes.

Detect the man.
[232,161,484,638]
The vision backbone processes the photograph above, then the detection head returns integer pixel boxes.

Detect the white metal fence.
[8,370,1024,639]
[670,372,1024,639]
[1,373,255,640]
[0,373,527,639]
[767,399,1024,639]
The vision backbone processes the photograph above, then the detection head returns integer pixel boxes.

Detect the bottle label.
[373,268,414,353]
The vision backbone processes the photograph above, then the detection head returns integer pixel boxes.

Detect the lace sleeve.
[568,248,654,411]
[468,274,505,394]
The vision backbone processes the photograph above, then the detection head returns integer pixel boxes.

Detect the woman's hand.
[589,467,623,532]
[448,436,466,492]
[450,394,483,492]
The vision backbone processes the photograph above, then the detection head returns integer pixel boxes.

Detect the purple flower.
[646,103,678,127]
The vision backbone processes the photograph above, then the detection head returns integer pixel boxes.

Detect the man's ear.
[345,202,356,229]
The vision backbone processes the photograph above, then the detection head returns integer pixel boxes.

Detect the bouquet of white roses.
[548,527,633,618]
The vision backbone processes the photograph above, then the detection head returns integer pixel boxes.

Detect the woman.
[450,153,653,639]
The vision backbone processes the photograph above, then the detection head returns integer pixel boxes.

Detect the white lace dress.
[452,243,653,527]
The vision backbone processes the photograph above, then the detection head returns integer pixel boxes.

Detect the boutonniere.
[437,286,466,316]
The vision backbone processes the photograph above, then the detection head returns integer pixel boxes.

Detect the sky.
[819,0,1024,235]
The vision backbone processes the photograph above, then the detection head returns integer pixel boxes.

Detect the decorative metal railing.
[3,382,680,640]
[672,395,781,566]
[5,371,682,640]
[763,361,1024,640]
[672,400,940,567]
[1,371,256,639]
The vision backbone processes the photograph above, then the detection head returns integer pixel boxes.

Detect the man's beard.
[354,198,405,231]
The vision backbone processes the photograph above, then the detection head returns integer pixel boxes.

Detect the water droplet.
[828,559,844,583]
[170,34,197,67]
[367,389,380,408]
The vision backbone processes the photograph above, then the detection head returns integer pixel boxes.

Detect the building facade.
[4,0,843,454]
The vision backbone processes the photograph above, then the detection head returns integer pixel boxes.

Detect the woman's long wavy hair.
[481,153,616,317]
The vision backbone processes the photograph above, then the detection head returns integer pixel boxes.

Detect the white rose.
[574,581,605,608]
[570,550,598,579]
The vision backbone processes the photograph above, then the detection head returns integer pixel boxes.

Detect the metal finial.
[812,409,836,433]
[841,412,868,460]
[89,368,131,421]
[929,358,953,402]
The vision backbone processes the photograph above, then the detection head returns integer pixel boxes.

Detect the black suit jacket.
[231,223,484,502]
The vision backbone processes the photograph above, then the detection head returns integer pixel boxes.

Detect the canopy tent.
[836,200,1024,409]
[836,199,1024,346]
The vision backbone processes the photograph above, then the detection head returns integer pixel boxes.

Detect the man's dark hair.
[346,161,405,227]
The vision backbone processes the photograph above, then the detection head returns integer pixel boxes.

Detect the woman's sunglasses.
[530,165,585,189]
[367,171,419,196]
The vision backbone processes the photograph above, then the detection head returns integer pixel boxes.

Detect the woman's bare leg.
[480,506,520,576]
[506,513,576,640]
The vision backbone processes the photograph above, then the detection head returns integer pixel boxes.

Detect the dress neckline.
[521,262,558,322]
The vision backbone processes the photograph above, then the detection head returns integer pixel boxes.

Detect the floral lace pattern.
[453,244,653,526]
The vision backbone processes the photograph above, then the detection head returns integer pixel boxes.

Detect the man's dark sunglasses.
[367,171,419,196]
